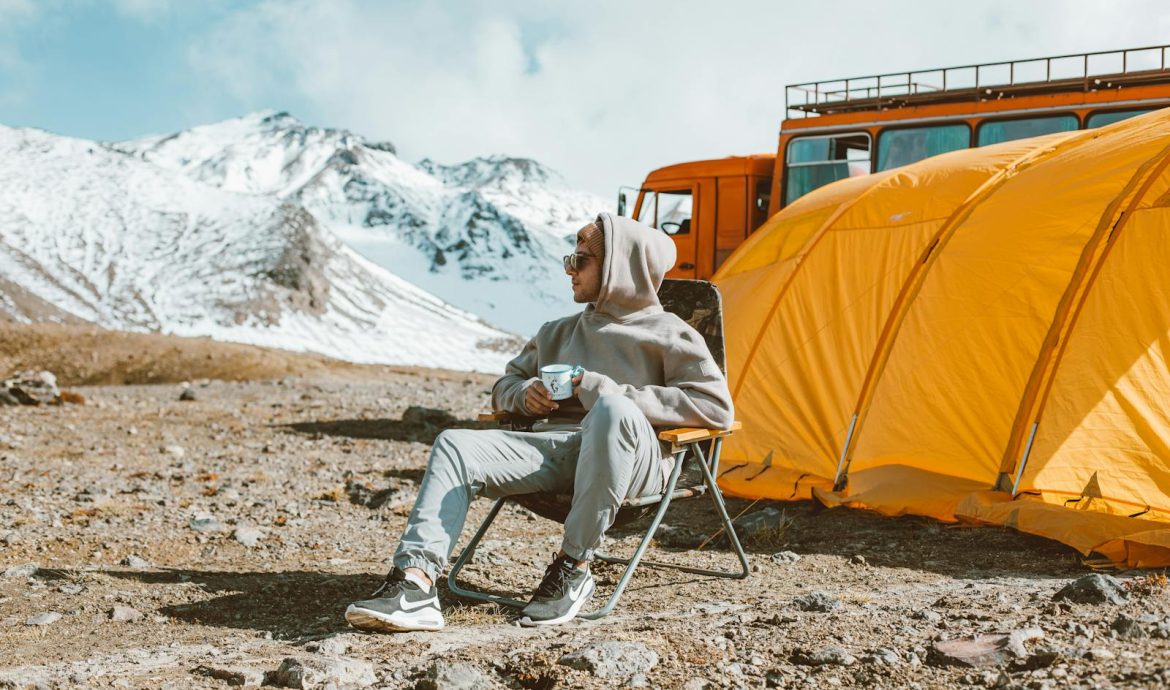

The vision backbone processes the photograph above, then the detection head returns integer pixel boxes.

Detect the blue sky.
[2,0,1169,196]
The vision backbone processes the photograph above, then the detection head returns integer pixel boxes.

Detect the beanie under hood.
[591,212,677,320]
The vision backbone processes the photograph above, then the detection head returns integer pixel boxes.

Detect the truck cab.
[621,155,774,280]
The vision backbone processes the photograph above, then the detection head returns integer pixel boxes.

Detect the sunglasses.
[562,252,595,272]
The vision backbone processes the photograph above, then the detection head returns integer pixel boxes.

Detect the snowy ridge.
[0,124,521,373]
[122,111,608,334]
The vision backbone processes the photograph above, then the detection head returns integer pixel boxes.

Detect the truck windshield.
[785,133,870,205]
[638,190,693,235]
[877,124,970,171]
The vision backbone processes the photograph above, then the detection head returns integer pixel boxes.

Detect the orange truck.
[620,45,1170,280]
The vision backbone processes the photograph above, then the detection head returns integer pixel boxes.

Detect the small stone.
[849,554,867,566]
[25,612,62,626]
[770,551,801,565]
[179,388,197,402]
[793,592,841,612]
[627,674,650,688]
[734,507,785,540]
[416,661,493,690]
[121,555,151,569]
[234,525,263,548]
[914,609,943,623]
[109,606,142,622]
[190,515,222,533]
[864,648,901,665]
[927,628,1043,668]
[1085,647,1115,661]
[559,641,659,679]
[266,656,377,689]
[58,583,84,595]
[3,563,38,578]
[683,679,710,690]
[1110,614,1144,639]
[307,636,349,656]
[163,445,186,458]
[193,665,265,687]
[1052,574,1128,605]
[791,645,856,666]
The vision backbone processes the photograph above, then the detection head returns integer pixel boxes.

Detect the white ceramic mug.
[540,364,583,401]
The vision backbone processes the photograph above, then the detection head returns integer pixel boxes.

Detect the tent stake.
[1011,422,1039,495]
[833,414,859,490]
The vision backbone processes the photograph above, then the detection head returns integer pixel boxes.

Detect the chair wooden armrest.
[658,421,741,449]
[478,411,512,422]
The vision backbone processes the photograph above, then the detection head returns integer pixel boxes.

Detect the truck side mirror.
[617,191,627,217]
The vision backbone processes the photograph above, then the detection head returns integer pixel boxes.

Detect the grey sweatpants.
[393,395,668,582]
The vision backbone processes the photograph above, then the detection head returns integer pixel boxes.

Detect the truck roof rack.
[786,45,1170,118]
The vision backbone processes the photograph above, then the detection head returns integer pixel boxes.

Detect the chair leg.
[593,439,750,580]
[578,448,689,620]
[445,497,531,609]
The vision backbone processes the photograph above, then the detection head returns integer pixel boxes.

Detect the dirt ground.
[1,328,1169,689]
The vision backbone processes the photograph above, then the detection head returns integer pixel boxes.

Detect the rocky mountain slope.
[121,111,606,335]
[0,124,519,373]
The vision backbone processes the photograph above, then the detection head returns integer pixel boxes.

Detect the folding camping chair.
[447,279,749,619]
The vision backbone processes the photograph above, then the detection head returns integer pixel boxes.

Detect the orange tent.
[714,108,1170,568]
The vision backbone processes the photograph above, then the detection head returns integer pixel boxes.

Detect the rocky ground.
[1,331,1169,689]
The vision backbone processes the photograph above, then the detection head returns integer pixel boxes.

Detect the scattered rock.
[927,628,1044,667]
[793,591,841,612]
[25,612,62,626]
[682,679,711,690]
[58,583,85,595]
[770,551,801,565]
[179,388,197,402]
[0,388,19,405]
[1052,574,1128,605]
[1085,647,1115,661]
[734,507,785,540]
[627,673,650,688]
[233,525,264,548]
[164,445,187,458]
[193,664,265,687]
[3,563,38,578]
[559,641,660,679]
[913,609,943,624]
[791,645,856,666]
[849,554,868,566]
[306,636,350,656]
[417,661,494,690]
[345,480,408,510]
[2,370,60,405]
[190,515,222,533]
[265,656,377,689]
[864,648,901,665]
[109,606,142,622]
[1111,613,1145,639]
[121,555,151,569]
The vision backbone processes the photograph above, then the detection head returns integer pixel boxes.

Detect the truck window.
[785,133,870,205]
[1087,109,1153,128]
[977,115,1078,146]
[877,124,970,171]
[638,190,693,235]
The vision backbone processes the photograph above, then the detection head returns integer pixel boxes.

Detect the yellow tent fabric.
[714,109,1170,568]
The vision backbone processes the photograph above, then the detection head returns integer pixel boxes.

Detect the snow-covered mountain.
[120,111,607,334]
[0,124,523,373]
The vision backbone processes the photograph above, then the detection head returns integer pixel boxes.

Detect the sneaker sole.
[344,604,444,632]
[518,579,595,627]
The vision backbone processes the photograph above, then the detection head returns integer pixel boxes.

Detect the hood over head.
[591,212,676,319]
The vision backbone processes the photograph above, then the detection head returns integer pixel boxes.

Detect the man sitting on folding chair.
[345,212,733,632]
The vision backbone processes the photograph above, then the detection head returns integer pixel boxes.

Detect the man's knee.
[427,429,475,470]
[582,395,641,431]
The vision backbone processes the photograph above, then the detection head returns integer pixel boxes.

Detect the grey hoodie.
[491,213,734,431]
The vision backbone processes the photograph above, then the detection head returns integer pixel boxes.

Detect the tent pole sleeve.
[1010,422,1039,496]
[832,414,859,490]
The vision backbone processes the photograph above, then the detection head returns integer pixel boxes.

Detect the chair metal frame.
[446,419,749,619]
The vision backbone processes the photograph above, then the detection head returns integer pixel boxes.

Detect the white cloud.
[186,0,1170,197]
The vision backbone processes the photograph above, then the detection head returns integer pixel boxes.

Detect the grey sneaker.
[345,568,444,632]
[519,554,594,626]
